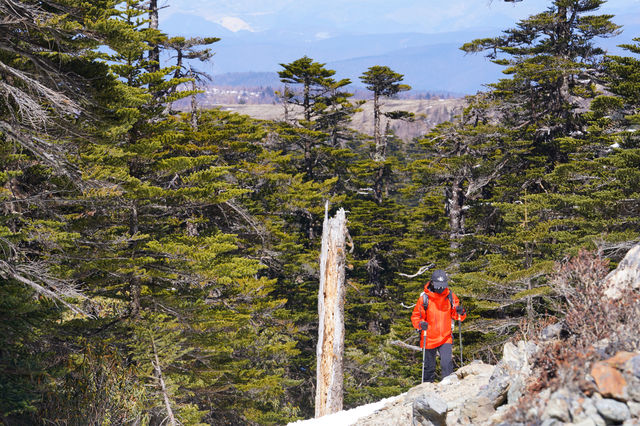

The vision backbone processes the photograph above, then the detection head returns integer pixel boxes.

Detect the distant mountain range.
[204,73,462,102]
[161,11,640,94]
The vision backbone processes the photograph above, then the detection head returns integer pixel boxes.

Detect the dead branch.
[390,340,421,352]
[398,263,434,278]
[0,259,91,317]
[150,334,179,426]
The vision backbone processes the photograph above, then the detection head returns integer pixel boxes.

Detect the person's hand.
[456,305,466,315]
[419,321,428,330]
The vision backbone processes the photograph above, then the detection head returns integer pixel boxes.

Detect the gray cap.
[431,269,448,289]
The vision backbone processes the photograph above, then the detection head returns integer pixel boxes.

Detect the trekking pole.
[421,329,426,383]
[458,319,463,365]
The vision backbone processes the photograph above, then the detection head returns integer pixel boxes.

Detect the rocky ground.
[352,340,640,425]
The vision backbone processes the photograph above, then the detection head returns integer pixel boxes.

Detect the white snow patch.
[287,394,404,426]
[217,16,254,32]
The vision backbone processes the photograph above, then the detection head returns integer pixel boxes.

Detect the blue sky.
[162,0,640,36]
[157,0,640,92]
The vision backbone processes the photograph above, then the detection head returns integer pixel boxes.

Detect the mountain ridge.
[161,11,640,94]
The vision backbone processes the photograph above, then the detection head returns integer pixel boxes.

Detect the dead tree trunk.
[148,0,160,73]
[448,176,465,266]
[151,334,177,426]
[315,203,348,418]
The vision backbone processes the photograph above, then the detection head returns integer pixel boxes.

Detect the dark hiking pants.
[422,343,453,383]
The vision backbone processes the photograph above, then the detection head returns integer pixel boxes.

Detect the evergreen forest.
[1,0,639,424]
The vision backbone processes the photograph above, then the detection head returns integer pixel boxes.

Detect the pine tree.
[277,56,356,180]
[359,66,411,203]
[455,0,624,346]
[461,0,621,160]
[278,56,350,123]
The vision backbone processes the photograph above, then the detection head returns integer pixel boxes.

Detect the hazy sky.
[162,0,640,35]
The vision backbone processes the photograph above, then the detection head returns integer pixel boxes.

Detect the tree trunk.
[304,77,311,122]
[129,204,141,318]
[316,203,348,418]
[373,94,387,204]
[373,92,382,161]
[151,334,177,426]
[148,0,160,73]
[448,177,465,261]
[190,76,198,130]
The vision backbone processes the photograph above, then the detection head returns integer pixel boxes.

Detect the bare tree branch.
[390,340,421,352]
[398,263,434,278]
[0,259,91,317]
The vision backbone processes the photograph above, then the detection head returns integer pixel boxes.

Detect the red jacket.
[411,282,466,349]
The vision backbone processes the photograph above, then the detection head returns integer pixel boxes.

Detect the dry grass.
[216,99,466,142]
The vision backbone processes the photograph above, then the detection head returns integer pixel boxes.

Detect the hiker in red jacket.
[411,269,466,383]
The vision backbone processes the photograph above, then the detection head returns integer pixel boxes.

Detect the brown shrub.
[503,249,640,423]
[553,249,640,355]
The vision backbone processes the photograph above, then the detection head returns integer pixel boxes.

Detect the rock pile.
[353,345,640,425]
[353,339,539,425]
[353,361,496,425]
[532,351,640,426]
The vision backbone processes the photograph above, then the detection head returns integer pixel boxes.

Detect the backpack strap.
[422,291,455,317]
[421,292,428,318]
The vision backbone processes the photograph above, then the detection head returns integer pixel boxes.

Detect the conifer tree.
[462,0,620,157]
[0,0,149,421]
[279,56,349,122]
[411,95,524,265]
[359,66,411,203]
[277,56,356,180]
[455,0,623,345]
[531,38,640,260]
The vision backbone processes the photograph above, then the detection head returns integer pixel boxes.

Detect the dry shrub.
[554,249,640,355]
[553,249,610,347]
[503,249,640,423]
[540,248,640,381]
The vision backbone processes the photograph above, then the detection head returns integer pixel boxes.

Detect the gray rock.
[627,376,640,402]
[595,398,631,423]
[507,375,526,405]
[521,340,539,359]
[541,323,563,341]
[440,373,459,386]
[455,362,494,380]
[412,394,448,426]
[526,407,540,419]
[543,392,571,422]
[541,419,563,426]
[593,339,613,359]
[577,397,607,426]
[571,419,600,426]
[603,244,640,300]
[478,370,510,408]
[627,401,640,417]
[459,395,495,423]
[502,341,537,371]
[472,339,539,413]
[630,355,640,379]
